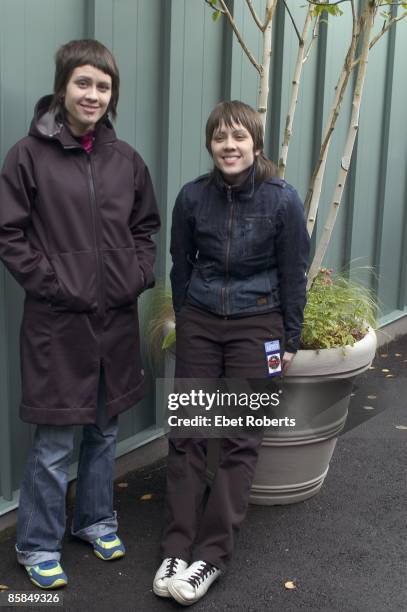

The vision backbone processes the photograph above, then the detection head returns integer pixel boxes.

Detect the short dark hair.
[205,100,276,182]
[50,39,120,119]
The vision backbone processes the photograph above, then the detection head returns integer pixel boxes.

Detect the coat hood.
[29,94,116,147]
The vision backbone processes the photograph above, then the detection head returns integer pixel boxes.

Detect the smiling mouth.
[80,105,99,112]
[222,156,240,162]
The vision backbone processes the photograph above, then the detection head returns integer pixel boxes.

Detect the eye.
[76,79,88,88]
[98,84,111,92]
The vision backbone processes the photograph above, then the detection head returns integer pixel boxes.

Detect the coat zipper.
[86,154,105,315]
[222,185,234,315]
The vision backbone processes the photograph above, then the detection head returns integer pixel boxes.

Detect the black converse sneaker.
[153,557,188,597]
[168,560,221,605]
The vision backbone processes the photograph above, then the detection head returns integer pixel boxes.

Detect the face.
[63,65,112,136]
[210,121,260,185]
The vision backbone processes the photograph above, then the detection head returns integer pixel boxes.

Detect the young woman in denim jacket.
[153,101,309,606]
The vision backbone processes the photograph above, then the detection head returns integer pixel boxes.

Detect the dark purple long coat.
[0,96,161,425]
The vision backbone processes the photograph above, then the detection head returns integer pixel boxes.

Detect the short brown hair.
[205,100,276,182]
[50,39,120,119]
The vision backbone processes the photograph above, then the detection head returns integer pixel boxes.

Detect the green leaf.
[311,3,344,18]
[212,9,222,22]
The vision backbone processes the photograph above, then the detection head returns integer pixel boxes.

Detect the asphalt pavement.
[0,335,406,612]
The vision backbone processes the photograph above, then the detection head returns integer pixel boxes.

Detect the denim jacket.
[170,166,310,352]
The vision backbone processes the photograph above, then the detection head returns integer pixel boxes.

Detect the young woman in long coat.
[0,39,160,589]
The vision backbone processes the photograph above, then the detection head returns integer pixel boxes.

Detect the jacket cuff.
[139,263,155,290]
[285,336,299,353]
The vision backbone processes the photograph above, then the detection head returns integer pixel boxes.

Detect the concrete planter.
[163,322,377,506]
[249,327,377,505]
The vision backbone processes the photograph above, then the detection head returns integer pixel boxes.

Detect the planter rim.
[286,327,377,378]
[163,321,377,378]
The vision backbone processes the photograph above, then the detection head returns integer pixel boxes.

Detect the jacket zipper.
[86,154,105,315]
[222,185,234,315]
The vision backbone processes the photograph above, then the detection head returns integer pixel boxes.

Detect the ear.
[254,149,261,157]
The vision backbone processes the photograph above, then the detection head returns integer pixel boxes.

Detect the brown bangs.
[50,39,120,120]
[205,100,264,155]
[205,100,276,182]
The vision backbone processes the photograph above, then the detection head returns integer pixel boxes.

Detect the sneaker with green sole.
[92,533,125,561]
[25,560,68,589]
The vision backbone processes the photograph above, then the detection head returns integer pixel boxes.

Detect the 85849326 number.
[0,591,63,607]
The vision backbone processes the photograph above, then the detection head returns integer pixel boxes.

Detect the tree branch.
[307,0,352,6]
[349,9,407,71]
[245,0,263,30]
[257,0,275,126]
[282,0,303,43]
[278,7,314,178]
[305,10,360,231]
[262,0,277,32]
[307,1,376,287]
[204,0,226,15]
[303,14,320,63]
[350,0,356,23]
[216,0,262,74]
[369,11,407,48]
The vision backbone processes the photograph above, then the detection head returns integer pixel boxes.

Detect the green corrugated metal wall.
[0,0,406,514]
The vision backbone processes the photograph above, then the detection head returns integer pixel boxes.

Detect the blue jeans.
[16,377,119,565]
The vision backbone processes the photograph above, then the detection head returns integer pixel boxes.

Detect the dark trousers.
[161,303,285,571]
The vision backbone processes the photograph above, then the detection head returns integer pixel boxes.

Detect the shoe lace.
[187,562,216,588]
[164,557,181,578]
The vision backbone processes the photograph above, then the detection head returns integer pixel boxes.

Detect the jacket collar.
[29,94,117,148]
[212,164,256,201]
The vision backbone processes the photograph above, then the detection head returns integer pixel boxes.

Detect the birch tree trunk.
[305,13,360,236]
[278,8,313,178]
[307,1,376,289]
[258,0,276,130]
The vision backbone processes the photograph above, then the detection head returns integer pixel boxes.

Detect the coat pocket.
[103,247,144,308]
[243,216,275,257]
[50,251,97,312]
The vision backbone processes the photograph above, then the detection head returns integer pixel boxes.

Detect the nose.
[223,135,236,150]
[84,85,98,101]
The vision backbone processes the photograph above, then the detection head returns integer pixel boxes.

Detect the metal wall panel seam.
[345,25,362,280]
[398,152,407,310]
[159,0,184,283]
[269,0,285,162]
[373,5,397,297]
[155,0,173,284]
[221,0,234,100]
[86,0,96,37]
[151,0,184,422]
[228,0,245,101]
[0,266,13,501]
[0,4,13,501]
[94,0,114,48]
[153,0,176,419]
[308,13,328,259]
